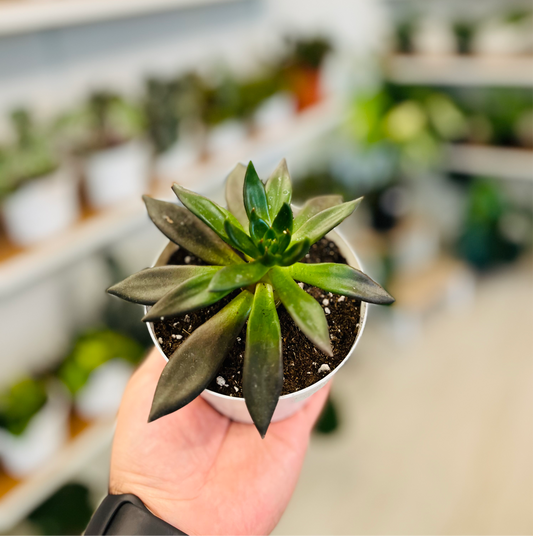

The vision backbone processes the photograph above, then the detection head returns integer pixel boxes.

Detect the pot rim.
[145,228,368,402]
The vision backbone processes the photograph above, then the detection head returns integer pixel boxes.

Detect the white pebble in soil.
[158,337,163,344]
[318,364,331,373]
[298,282,305,289]
[234,386,239,392]
[322,298,329,306]
[338,296,345,302]
[324,307,331,315]
[184,256,191,263]
[216,376,227,387]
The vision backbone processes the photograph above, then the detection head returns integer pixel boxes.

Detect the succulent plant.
[108,160,393,436]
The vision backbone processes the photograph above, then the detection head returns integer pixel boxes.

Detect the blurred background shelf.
[444,145,533,181]
[0,415,114,532]
[0,97,343,300]
[0,0,243,36]
[386,55,533,87]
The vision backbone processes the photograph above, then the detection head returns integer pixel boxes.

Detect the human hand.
[109,348,331,535]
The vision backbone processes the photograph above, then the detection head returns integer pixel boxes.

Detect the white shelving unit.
[0,97,344,300]
[386,54,533,87]
[0,418,114,531]
[443,145,533,181]
[0,0,243,36]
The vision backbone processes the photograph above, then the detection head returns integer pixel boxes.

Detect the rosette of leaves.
[108,160,394,436]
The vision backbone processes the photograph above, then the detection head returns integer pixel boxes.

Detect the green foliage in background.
[58,329,144,395]
[108,159,393,437]
[0,109,58,198]
[0,377,48,436]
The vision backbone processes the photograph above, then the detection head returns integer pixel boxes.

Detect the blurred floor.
[274,256,533,535]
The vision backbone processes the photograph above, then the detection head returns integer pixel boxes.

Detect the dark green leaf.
[265,158,292,219]
[243,161,270,224]
[208,261,271,292]
[288,263,395,304]
[224,220,259,258]
[172,184,244,243]
[271,202,293,236]
[276,230,291,254]
[143,271,231,322]
[269,267,332,356]
[243,282,283,438]
[225,163,248,228]
[293,198,362,246]
[107,266,221,305]
[249,209,270,243]
[149,290,253,422]
[143,196,243,265]
[279,238,310,266]
[293,195,344,233]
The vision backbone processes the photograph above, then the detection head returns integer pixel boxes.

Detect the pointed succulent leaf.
[172,183,244,242]
[293,198,362,246]
[269,267,332,356]
[272,202,293,236]
[107,266,221,305]
[293,195,344,233]
[209,261,271,293]
[243,282,283,437]
[279,238,310,266]
[143,196,243,265]
[148,290,253,422]
[225,163,248,228]
[143,271,231,322]
[249,209,270,243]
[265,158,292,219]
[277,230,291,254]
[224,220,259,258]
[243,161,270,224]
[288,263,395,304]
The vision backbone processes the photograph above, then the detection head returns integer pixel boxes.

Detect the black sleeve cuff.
[85,493,187,535]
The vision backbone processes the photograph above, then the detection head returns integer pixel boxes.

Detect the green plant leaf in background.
[143,196,243,266]
[208,261,270,293]
[225,162,248,228]
[288,263,395,304]
[292,194,344,233]
[243,161,271,224]
[149,290,253,422]
[269,266,332,356]
[142,271,231,322]
[243,283,283,438]
[293,198,362,246]
[107,265,222,305]
[265,158,292,218]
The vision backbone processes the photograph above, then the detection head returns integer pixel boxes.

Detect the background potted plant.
[0,109,79,246]
[108,159,393,436]
[58,329,144,420]
[281,36,332,111]
[0,377,69,478]
[61,91,150,209]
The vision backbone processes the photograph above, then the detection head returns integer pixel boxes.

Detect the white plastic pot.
[147,229,367,424]
[253,92,297,132]
[0,383,70,478]
[1,167,79,247]
[84,139,151,209]
[74,358,135,420]
[154,140,201,184]
[205,120,248,156]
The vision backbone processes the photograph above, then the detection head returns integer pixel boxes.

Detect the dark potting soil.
[153,237,362,397]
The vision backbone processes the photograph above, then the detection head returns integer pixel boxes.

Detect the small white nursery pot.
[84,139,151,209]
[1,167,79,247]
[154,140,201,185]
[147,229,367,424]
[0,382,70,478]
[74,358,135,420]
